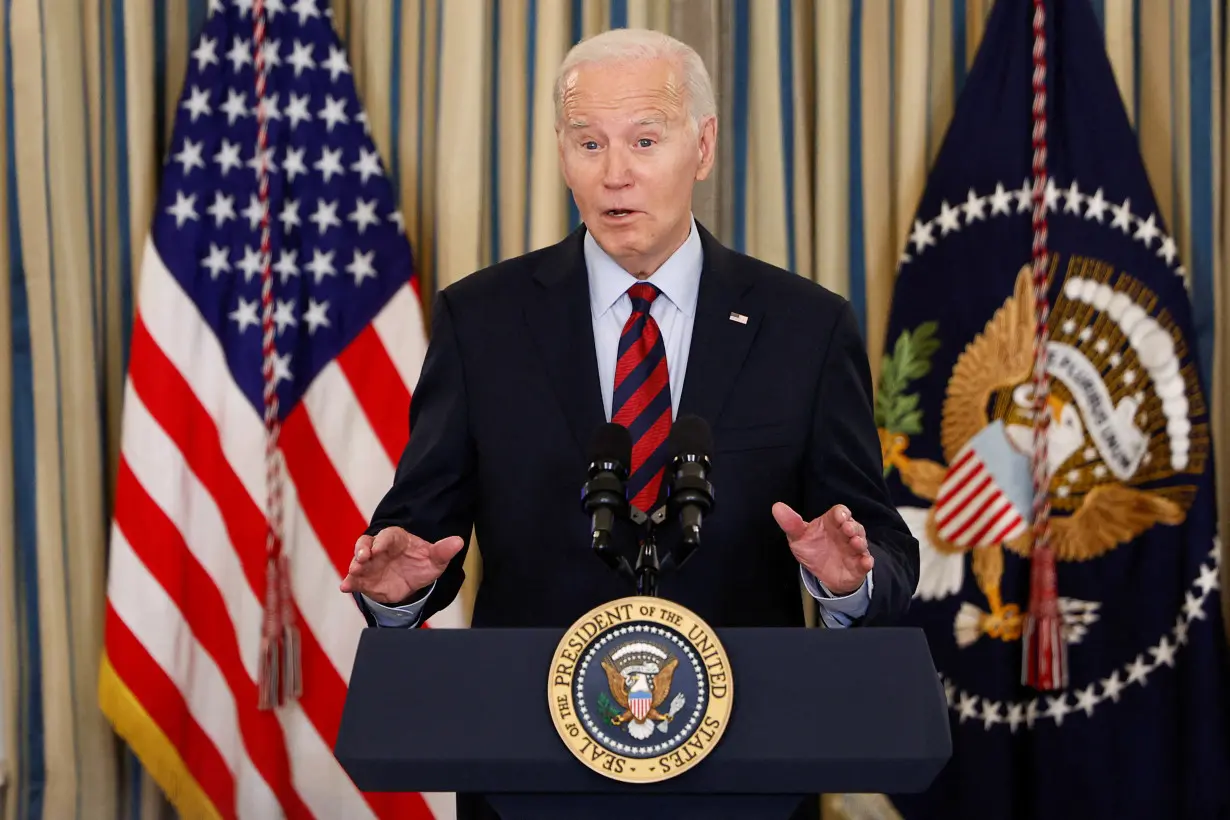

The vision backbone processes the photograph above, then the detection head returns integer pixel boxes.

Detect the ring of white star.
[899,177,1190,291]
[899,176,1213,730]
[575,624,708,757]
[942,539,1220,732]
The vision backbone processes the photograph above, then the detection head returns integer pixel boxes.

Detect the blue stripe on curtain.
[568,0,582,232]
[125,751,139,816]
[95,0,110,523]
[416,0,427,255]
[888,1,895,162]
[390,0,404,195]
[154,0,167,158]
[432,0,442,284]
[1170,1,1180,235]
[731,0,748,252]
[848,0,866,336]
[112,0,132,369]
[187,0,207,42]
[80,6,97,349]
[925,0,933,161]
[610,0,627,30]
[525,0,537,253]
[7,15,44,819]
[1189,0,1215,392]
[488,0,501,262]
[953,0,967,97]
[1133,0,1141,133]
[777,0,796,274]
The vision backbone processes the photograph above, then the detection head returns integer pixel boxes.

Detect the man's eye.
[582,141,599,150]
[638,139,655,148]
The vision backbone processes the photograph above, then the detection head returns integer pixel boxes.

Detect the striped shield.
[933,420,1032,548]
[630,688,653,721]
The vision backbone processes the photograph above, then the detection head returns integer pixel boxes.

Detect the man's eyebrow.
[566,114,666,129]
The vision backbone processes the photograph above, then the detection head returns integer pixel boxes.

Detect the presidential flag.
[876,0,1230,817]
[97,1,458,818]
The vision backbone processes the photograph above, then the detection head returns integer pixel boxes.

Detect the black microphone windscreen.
[670,415,713,457]
[588,422,632,469]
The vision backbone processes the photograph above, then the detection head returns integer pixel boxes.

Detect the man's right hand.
[338,527,466,605]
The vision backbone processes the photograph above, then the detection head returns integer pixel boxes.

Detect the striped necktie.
[612,282,673,513]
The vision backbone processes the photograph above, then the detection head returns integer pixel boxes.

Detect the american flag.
[98,1,458,818]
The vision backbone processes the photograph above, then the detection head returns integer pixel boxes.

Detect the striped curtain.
[0,1,721,818]
[0,1,1226,819]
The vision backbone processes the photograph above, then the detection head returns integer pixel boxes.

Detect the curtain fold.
[7,1,118,817]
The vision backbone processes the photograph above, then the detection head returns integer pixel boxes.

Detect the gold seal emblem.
[880,258,1208,648]
[547,596,733,783]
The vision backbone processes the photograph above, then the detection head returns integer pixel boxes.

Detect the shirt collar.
[585,215,703,320]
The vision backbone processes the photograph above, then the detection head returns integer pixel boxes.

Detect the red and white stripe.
[1022,0,1067,691]
[933,449,1027,548]
[630,692,652,722]
[102,238,460,819]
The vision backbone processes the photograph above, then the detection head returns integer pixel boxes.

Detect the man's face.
[557,57,716,276]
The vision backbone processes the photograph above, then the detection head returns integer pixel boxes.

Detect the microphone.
[581,422,634,580]
[666,414,715,567]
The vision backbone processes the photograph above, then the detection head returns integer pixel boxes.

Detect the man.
[341,27,919,819]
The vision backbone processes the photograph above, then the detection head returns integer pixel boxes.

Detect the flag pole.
[1021,0,1068,691]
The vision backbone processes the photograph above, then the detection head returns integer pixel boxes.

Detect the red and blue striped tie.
[612,283,673,513]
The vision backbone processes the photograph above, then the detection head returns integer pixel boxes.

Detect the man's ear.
[694,115,718,182]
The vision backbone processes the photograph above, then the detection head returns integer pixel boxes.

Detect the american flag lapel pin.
[729,312,748,325]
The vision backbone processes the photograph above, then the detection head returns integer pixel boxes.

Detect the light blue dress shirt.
[362,216,872,628]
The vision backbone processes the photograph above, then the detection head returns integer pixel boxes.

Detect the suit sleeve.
[354,289,478,627]
[804,299,919,625]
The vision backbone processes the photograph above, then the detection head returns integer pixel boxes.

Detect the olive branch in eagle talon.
[595,691,623,726]
[876,319,940,480]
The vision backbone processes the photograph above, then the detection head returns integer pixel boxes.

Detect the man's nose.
[602,147,633,188]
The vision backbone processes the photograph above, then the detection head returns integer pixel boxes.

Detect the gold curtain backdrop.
[0,1,1225,818]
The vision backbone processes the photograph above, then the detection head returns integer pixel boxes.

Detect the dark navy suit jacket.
[355,221,919,632]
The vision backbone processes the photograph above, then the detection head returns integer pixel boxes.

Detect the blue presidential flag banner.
[879,0,1230,817]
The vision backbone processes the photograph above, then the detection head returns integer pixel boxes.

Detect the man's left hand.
[772,502,873,595]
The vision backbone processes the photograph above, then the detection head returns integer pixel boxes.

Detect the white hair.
[553,28,716,131]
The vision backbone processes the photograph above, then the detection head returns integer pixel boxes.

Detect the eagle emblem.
[549,598,731,783]
[878,260,1207,648]
[599,641,687,740]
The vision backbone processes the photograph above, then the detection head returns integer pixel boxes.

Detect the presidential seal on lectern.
[548,596,732,783]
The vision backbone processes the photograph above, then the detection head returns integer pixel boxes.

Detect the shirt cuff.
[360,581,435,628]
[800,566,872,628]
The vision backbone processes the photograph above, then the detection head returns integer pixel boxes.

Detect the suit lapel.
[522,222,762,452]
[523,227,607,455]
[677,225,762,427]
